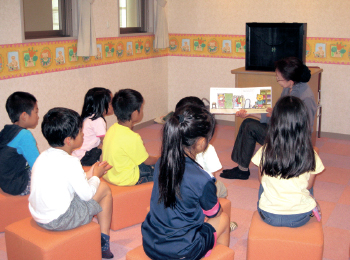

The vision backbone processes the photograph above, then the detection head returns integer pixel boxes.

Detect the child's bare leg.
[92,182,112,235]
[206,212,230,247]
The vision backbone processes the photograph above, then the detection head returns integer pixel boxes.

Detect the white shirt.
[72,117,106,159]
[196,144,222,177]
[29,148,100,224]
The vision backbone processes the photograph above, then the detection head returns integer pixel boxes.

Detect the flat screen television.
[245,23,307,71]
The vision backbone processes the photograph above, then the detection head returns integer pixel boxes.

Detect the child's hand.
[92,161,112,178]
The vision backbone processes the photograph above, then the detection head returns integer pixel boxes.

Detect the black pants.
[231,118,268,168]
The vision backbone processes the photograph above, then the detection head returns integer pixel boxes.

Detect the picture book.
[210,86,272,114]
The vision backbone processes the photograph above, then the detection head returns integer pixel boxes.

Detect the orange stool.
[101,179,153,230]
[5,217,101,260]
[126,244,234,260]
[247,211,324,260]
[219,198,231,219]
[0,189,31,232]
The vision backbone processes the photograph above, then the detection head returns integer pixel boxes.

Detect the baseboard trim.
[318,132,350,140]
[134,120,158,130]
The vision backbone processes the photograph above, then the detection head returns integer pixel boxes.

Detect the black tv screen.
[245,23,307,71]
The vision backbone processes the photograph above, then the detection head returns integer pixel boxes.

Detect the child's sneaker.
[230,221,238,232]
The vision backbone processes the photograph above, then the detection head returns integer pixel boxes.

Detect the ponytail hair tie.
[178,114,185,123]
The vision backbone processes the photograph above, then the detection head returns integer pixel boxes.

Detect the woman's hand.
[266,107,273,117]
[235,109,249,118]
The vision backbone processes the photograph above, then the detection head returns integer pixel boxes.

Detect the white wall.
[0,1,168,152]
[167,0,350,135]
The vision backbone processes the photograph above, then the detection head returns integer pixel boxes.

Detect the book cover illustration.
[210,87,272,114]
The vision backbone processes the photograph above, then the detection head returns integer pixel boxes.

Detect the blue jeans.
[136,163,154,185]
[257,184,313,228]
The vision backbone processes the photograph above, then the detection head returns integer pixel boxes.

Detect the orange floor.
[0,123,349,260]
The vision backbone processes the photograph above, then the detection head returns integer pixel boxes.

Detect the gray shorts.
[37,193,102,231]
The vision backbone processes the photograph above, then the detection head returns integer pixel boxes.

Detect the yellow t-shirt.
[251,147,325,215]
[102,123,149,186]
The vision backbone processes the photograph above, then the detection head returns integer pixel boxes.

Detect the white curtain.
[77,0,97,56]
[153,0,169,49]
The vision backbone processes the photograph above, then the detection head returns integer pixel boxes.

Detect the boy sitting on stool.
[29,107,114,259]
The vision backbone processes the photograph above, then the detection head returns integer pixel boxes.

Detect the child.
[102,89,158,186]
[141,105,230,260]
[73,87,113,166]
[251,96,325,227]
[175,96,228,198]
[0,91,39,195]
[29,107,114,258]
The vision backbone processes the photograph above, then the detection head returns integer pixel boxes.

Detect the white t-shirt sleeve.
[68,159,100,201]
[196,144,222,174]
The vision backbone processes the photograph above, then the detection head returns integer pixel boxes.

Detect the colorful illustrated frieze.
[0,36,167,80]
[0,35,349,80]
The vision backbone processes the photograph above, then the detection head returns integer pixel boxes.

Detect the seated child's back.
[0,92,39,195]
[72,87,113,166]
[103,89,158,186]
[29,107,114,258]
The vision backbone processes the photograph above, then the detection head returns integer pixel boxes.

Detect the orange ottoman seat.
[247,211,324,260]
[5,217,101,260]
[218,198,231,219]
[101,179,153,230]
[0,189,31,232]
[126,244,234,260]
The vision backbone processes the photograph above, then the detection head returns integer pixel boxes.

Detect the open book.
[210,87,272,114]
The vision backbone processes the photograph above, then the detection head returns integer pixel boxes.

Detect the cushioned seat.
[5,217,101,260]
[101,179,153,230]
[126,244,235,260]
[247,211,324,260]
[0,188,31,232]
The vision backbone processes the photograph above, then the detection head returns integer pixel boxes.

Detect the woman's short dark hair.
[81,87,112,121]
[6,92,37,123]
[261,96,315,179]
[112,89,144,122]
[274,57,311,83]
[42,107,82,147]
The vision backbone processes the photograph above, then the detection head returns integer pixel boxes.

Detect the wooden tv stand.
[231,67,323,146]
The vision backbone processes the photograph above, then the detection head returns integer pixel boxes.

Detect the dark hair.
[175,96,205,110]
[6,92,37,123]
[274,57,311,83]
[260,96,315,179]
[158,105,215,208]
[112,89,144,122]
[42,107,82,147]
[81,87,112,121]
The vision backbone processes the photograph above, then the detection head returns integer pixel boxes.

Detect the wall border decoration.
[0,34,349,80]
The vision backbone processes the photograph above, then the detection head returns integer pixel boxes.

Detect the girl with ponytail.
[142,105,230,260]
